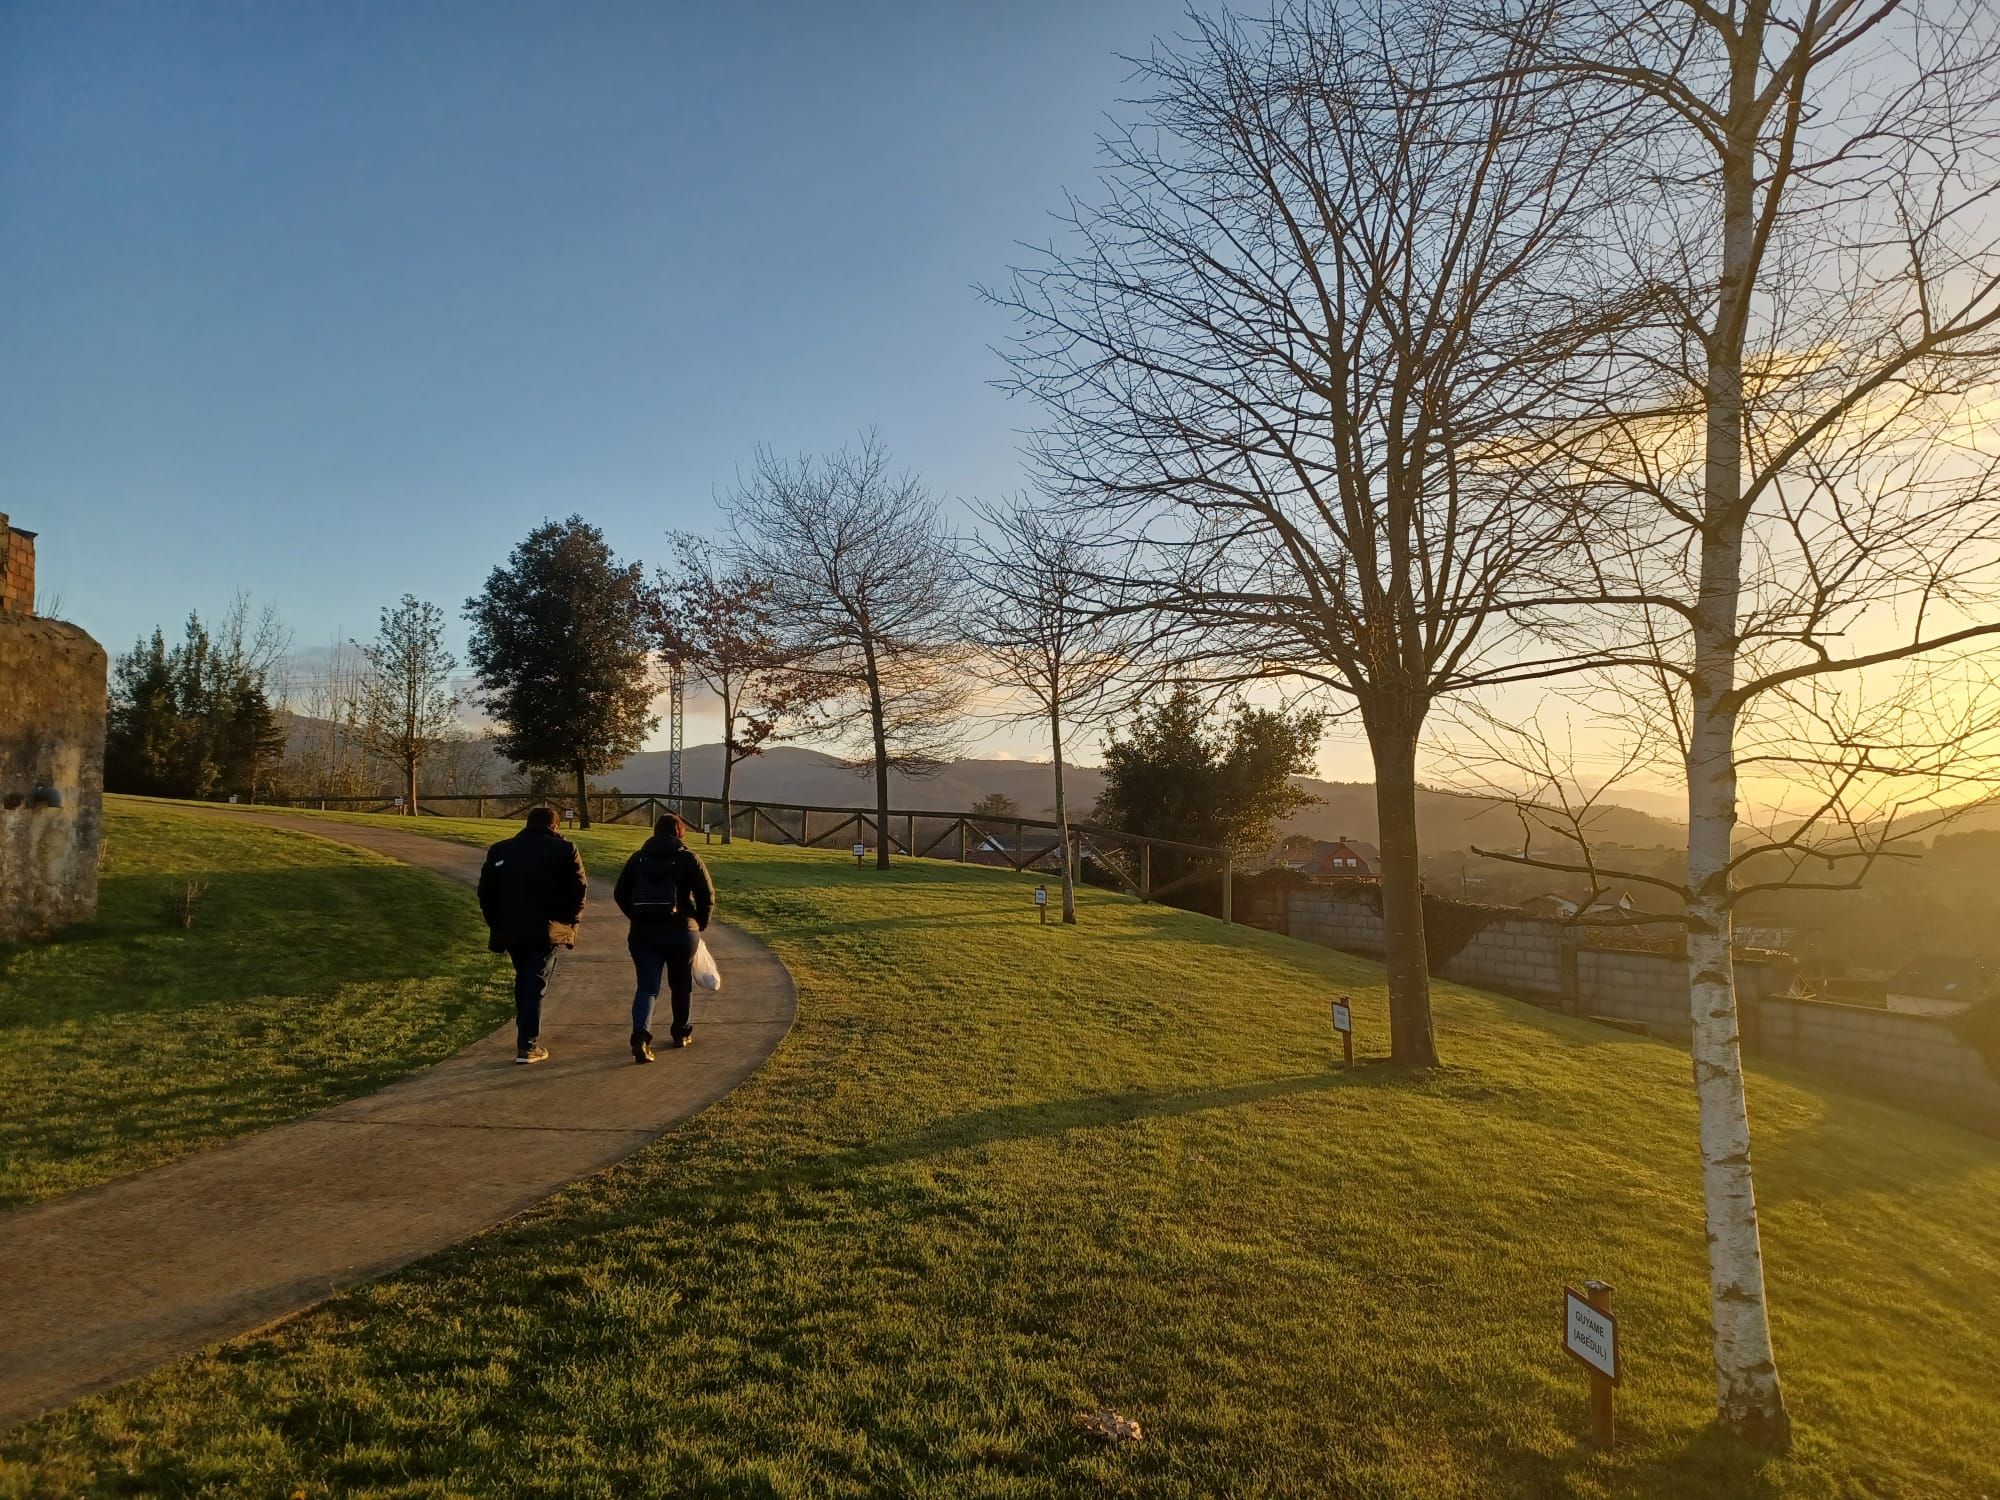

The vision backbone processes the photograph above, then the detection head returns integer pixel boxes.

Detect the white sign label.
[1331,1000,1352,1033]
[853,843,867,857]
[1564,1288,1619,1383]
[1034,886,1049,905]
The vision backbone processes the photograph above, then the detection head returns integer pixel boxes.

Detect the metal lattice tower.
[666,662,686,799]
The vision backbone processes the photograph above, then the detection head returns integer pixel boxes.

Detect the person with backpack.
[476,805,589,1066]
[613,812,716,1062]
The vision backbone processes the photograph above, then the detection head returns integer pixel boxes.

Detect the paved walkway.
[0,809,795,1431]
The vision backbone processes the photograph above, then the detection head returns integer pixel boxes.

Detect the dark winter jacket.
[613,833,715,938]
[477,827,588,951]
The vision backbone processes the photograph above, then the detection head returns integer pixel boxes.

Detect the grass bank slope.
[0,799,508,1206]
[4,807,1996,1497]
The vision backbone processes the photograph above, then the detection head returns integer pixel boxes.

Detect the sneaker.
[515,1043,549,1065]
[632,1033,655,1064]
[667,1034,693,1049]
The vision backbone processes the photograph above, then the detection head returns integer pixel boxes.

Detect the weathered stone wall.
[1261,884,1999,1136]
[0,614,108,939]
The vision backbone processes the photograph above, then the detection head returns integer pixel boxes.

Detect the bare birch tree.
[964,500,1133,922]
[1466,0,2000,1445]
[992,0,1630,1063]
[726,436,970,869]
[356,595,461,816]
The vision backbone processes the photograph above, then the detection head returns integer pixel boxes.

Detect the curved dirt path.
[0,808,795,1430]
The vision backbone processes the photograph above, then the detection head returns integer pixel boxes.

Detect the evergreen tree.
[464,517,655,827]
[105,604,289,799]
[1094,686,1321,899]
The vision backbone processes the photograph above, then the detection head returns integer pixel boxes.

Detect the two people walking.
[476,807,715,1066]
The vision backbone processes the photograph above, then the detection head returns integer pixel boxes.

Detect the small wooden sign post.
[1034,884,1050,924]
[1330,995,1354,1068]
[1562,1281,1620,1448]
[853,841,867,867]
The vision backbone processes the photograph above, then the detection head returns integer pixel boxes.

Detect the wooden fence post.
[1586,1281,1616,1448]
[957,819,969,863]
[1221,852,1233,925]
[1140,843,1152,901]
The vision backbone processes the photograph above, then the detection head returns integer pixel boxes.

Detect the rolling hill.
[617,745,1683,855]
[283,718,1683,857]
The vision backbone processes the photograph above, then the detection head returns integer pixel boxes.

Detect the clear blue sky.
[1,1,1188,704]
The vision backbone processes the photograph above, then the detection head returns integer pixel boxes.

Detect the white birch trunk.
[1685,39,1790,1438]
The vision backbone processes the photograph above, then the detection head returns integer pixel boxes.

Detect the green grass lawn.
[4,804,1997,1497]
[0,799,509,1207]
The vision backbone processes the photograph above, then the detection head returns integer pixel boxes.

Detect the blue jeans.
[630,928,697,1040]
[507,944,559,1049]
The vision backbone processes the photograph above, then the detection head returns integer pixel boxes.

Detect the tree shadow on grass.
[1483,1420,1790,1500]
[533,1067,1417,1242]
[1749,1078,2000,1208]
[0,866,488,1025]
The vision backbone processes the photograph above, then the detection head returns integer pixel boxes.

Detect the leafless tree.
[355,595,461,815]
[277,640,375,797]
[1463,0,2000,1445]
[991,0,1632,1063]
[726,436,970,869]
[423,729,498,797]
[964,499,1134,922]
[644,538,810,843]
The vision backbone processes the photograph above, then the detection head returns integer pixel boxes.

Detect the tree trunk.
[1368,721,1436,1067]
[1051,712,1077,923]
[574,761,591,829]
[872,732,891,871]
[1683,52,1790,1442]
[721,745,736,845]
[864,646,891,870]
[405,754,419,817]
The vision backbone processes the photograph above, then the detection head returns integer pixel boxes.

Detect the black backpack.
[626,847,686,919]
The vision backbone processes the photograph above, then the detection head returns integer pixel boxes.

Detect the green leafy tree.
[969,792,1020,820]
[465,517,656,828]
[1094,687,1321,902]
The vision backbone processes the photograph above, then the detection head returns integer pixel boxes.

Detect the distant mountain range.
[616,744,1687,856]
[283,720,1686,855]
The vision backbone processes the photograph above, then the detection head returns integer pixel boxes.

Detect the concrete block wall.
[1449,917,1566,999]
[1755,997,2000,1134]
[1283,890,1386,955]
[1264,885,1999,1136]
[1576,949,1689,1035]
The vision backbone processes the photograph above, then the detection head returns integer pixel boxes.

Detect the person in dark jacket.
[476,805,589,1065]
[613,813,715,1062]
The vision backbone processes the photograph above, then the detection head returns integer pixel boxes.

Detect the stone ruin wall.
[0,515,108,940]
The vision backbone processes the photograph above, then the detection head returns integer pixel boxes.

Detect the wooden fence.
[237,790,1239,920]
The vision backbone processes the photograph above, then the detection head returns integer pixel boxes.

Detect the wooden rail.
[235,790,1237,919]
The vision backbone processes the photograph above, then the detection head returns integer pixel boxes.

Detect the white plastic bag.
[692,937,722,992]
